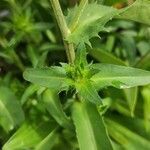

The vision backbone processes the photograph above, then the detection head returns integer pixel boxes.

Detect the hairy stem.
[50,0,75,64]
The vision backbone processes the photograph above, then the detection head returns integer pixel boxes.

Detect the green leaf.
[106,113,150,139]
[105,35,115,52]
[23,66,72,91]
[36,128,59,150]
[3,120,56,150]
[27,45,39,68]
[89,48,126,66]
[137,41,150,56]
[119,35,136,65]
[37,51,49,67]
[91,63,150,90]
[118,0,150,25]
[42,89,73,129]
[135,51,150,70]
[0,52,13,63]
[111,141,124,150]
[106,118,150,150]
[66,3,117,45]
[111,99,131,117]
[71,101,113,150]
[76,79,102,105]
[142,86,150,132]
[124,87,138,117]
[66,0,150,46]
[21,84,39,105]
[0,86,24,132]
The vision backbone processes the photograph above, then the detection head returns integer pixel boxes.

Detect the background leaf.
[106,118,150,150]
[118,0,150,25]
[0,86,24,132]
[3,120,56,150]
[35,128,59,150]
[89,48,126,66]
[21,84,39,105]
[124,87,138,117]
[43,89,73,129]
[142,86,150,132]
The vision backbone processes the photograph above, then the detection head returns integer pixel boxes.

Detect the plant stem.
[50,0,75,64]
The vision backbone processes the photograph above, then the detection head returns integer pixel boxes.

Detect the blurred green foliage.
[0,0,150,150]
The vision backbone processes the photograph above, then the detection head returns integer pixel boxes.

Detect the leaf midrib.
[91,75,150,82]
[82,105,98,150]
[79,104,98,150]
[25,74,67,81]
[0,99,14,128]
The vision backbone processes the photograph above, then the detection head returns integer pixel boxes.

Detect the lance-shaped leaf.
[106,118,150,150]
[3,120,56,150]
[23,66,72,90]
[42,89,73,129]
[21,84,39,105]
[124,87,138,117]
[36,128,59,150]
[0,86,24,132]
[71,101,112,150]
[76,79,102,105]
[142,86,150,132]
[135,52,150,70]
[91,64,150,90]
[66,3,118,45]
[89,48,126,66]
[118,0,150,26]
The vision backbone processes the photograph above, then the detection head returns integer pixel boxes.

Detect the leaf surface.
[71,101,112,150]
[91,64,150,90]
[124,87,138,117]
[3,120,56,150]
[0,86,24,132]
[36,128,59,150]
[142,86,150,132]
[135,52,150,69]
[76,79,102,105]
[66,3,117,45]
[118,0,150,26]
[89,48,126,66]
[106,118,150,150]
[21,84,39,105]
[67,0,150,46]
[43,89,73,129]
[23,67,72,90]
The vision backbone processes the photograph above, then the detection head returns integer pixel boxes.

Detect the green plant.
[0,0,150,150]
